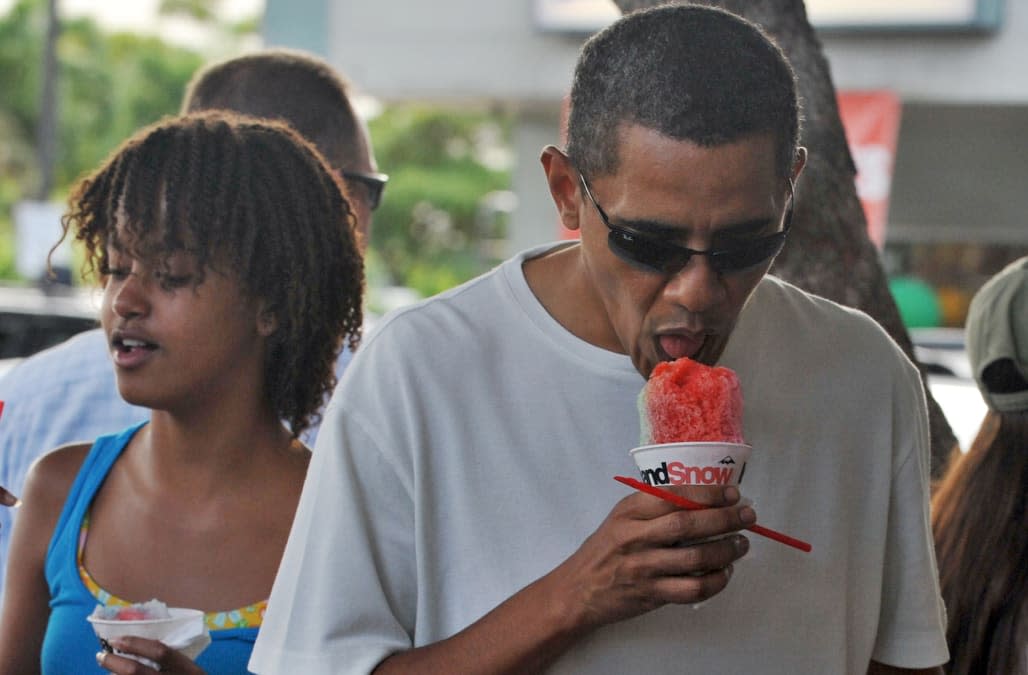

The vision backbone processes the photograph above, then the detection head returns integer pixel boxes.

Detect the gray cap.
[965,256,1028,412]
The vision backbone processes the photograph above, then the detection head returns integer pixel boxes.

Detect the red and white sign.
[837,90,903,249]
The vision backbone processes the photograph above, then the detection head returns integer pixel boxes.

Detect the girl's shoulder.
[22,442,93,515]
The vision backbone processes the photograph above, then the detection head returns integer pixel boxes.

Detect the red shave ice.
[642,357,744,444]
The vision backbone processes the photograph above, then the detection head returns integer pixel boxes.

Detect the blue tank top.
[42,423,258,674]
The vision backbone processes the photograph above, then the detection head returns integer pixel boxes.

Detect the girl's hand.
[96,636,205,674]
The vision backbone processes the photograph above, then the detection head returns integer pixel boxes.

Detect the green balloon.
[889,276,942,328]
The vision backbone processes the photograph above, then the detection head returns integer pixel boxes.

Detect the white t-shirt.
[250,243,948,674]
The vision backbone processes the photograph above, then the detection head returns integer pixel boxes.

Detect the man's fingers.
[667,484,742,508]
[633,533,750,578]
[651,564,736,604]
[621,484,740,518]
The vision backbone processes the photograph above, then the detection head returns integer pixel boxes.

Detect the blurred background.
[1,0,1025,450]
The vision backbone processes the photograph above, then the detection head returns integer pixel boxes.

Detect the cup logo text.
[638,460,739,486]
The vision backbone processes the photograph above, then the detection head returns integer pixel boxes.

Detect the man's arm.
[373,486,755,675]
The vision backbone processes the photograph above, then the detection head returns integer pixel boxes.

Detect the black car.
[0,284,100,373]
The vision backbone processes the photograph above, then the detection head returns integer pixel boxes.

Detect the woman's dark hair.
[932,409,1028,674]
[53,111,364,438]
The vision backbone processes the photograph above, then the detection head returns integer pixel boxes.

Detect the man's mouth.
[657,333,706,361]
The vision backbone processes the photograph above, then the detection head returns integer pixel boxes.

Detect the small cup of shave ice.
[631,441,754,609]
[630,441,751,488]
[88,600,211,667]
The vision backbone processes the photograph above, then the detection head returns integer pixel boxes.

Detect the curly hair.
[54,111,364,438]
[566,4,801,181]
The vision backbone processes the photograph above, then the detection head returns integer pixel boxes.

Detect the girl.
[0,111,363,674]
[932,257,1028,675]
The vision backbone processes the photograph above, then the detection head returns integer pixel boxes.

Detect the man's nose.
[661,255,726,314]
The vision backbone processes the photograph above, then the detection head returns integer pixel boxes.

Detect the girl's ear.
[256,302,278,337]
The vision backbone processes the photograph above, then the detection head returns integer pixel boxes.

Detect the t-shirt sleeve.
[249,396,416,674]
[871,362,949,667]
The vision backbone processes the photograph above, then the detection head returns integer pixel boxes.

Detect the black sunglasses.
[578,174,794,276]
[341,170,389,210]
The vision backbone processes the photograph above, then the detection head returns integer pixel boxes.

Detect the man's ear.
[256,302,278,337]
[540,145,583,233]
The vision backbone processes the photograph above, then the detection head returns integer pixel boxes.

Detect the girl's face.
[99,241,275,413]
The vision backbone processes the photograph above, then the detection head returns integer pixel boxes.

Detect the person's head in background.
[56,111,365,438]
[932,256,1028,675]
[181,48,385,249]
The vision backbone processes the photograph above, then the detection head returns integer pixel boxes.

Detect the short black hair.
[182,48,364,175]
[58,112,364,438]
[566,4,801,180]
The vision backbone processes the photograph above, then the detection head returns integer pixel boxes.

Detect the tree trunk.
[611,0,958,479]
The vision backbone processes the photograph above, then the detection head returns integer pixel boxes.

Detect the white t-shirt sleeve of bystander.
[248,400,417,674]
[871,362,949,667]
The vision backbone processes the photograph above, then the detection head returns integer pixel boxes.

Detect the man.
[250,6,947,674]
[0,48,383,595]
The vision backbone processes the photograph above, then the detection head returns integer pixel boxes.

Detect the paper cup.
[630,442,751,487]
[88,607,210,664]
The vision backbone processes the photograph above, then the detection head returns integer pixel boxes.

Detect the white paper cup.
[88,607,210,664]
[630,441,753,608]
[630,441,751,487]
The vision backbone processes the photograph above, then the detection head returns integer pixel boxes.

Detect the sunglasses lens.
[611,228,787,275]
[608,230,690,273]
[363,180,383,210]
[342,172,387,210]
[713,234,787,273]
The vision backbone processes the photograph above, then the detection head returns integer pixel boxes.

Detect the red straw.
[614,475,812,553]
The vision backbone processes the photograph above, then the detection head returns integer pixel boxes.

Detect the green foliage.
[0,0,204,281]
[56,22,204,187]
[0,0,515,298]
[369,105,513,296]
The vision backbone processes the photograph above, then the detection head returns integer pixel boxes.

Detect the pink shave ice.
[640,357,744,445]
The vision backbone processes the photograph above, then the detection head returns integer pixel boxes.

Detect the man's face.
[568,124,798,378]
[340,125,379,251]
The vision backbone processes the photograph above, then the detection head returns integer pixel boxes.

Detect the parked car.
[0,284,100,377]
[912,327,988,454]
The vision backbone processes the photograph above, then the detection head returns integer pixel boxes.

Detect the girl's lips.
[111,336,158,369]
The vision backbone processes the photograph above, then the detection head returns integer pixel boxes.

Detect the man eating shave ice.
[250,6,948,674]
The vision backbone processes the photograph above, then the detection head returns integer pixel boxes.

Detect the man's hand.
[550,484,755,631]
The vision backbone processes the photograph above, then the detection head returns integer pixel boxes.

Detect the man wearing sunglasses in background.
[252,6,947,675]
[0,48,385,599]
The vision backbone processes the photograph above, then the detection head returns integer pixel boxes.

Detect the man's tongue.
[659,334,701,360]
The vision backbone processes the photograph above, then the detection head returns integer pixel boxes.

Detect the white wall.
[263,0,1028,250]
